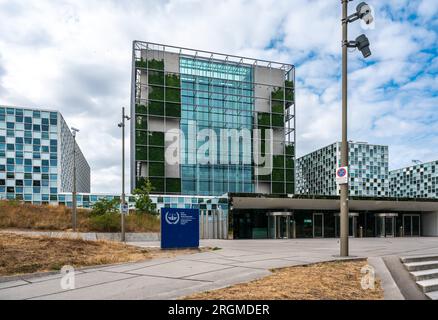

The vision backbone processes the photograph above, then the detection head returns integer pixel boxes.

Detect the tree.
[133,179,156,215]
[91,198,120,216]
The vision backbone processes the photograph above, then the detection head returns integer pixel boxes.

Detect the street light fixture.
[71,127,80,232]
[346,2,373,24]
[345,34,372,58]
[355,34,371,58]
[118,107,131,242]
[340,1,373,257]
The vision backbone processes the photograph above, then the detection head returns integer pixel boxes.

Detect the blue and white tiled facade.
[0,106,90,204]
[57,193,229,217]
[390,160,438,199]
[296,142,389,197]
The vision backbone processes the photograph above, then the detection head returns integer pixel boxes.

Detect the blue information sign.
[161,208,200,249]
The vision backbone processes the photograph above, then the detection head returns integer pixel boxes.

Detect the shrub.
[91,198,120,216]
[89,213,120,232]
[133,180,157,215]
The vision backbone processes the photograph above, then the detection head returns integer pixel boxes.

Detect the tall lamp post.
[71,127,80,232]
[340,1,373,257]
[118,107,131,242]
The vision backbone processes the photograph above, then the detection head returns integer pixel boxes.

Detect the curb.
[368,257,404,300]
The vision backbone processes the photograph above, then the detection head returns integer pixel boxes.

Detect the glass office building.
[296,142,389,197]
[131,41,296,196]
[0,105,90,204]
[390,160,438,199]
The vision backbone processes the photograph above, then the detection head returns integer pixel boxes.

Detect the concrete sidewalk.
[1,238,438,300]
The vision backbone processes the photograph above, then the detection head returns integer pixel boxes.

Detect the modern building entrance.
[403,214,421,237]
[267,212,295,239]
[334,213,359,238]
[375,213,398,237]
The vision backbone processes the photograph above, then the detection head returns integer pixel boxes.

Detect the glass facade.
[180,57,254,195]
[296,142,389,197]
[0,106,90,204]
[390,161,438,198]
[131,42,296,197]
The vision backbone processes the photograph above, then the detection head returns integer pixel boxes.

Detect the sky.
[0,0,437,193]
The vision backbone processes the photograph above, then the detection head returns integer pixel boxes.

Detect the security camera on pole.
[340,1,374,257]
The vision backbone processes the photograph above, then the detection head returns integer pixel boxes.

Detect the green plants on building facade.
[136,58,164,71]
[134,59,183,193]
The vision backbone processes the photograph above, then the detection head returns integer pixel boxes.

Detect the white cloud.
[0,0,436,193]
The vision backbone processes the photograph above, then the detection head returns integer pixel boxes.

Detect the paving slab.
[182,266,267,282]
[0,280,29,290]
[230,259,306,269]
[126,259,231,278]
[31,275,204,300]
[0,271,136,300]
[95,258,180,273]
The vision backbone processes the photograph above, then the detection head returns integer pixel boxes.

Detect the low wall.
[1,230,160,242]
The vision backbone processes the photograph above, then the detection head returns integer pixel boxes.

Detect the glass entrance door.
[268,213,293,239]
[403,215,421,237]
[313,213,324,238]
[385,217,395,237]
[376,214,397,237]
[277,216,289,239]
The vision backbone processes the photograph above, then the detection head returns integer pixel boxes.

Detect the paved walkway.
[2,238,438,300]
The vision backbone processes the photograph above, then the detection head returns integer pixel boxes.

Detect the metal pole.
[121,107,126,242]
[340,0,350,257]
[72,133,77,232]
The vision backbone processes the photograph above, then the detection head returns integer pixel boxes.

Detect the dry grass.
[0,233,205,276]
[0,200,160,233]
[185,260,383,300]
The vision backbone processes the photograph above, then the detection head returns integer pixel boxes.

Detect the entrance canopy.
[229,194,438,213]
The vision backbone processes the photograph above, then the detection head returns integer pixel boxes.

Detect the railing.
[199,209,228,240]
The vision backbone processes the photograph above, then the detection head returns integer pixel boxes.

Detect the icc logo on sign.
[165,212,181,225]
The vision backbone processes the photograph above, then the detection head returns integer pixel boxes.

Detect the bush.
[133,180,157,215]
[91,198,120,216]
[89,213,120,233]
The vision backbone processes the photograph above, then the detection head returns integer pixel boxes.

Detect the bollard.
[359,226,363,238]
[400,226,404,237]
